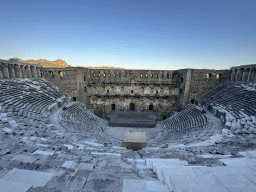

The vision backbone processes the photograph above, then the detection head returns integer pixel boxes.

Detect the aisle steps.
[122,159,169,192]
[145,158,256,192]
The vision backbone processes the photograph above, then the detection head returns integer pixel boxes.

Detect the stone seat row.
[0,78,68,99]
[200,82,256,108]
[159,104,208,144]
[61,102,105,127]
[0,79,69,119]
[165,115,207,133]
[198,82,256,114]
[62,103,96,122]
[29,78,69,99]
[196,81,256,135]
[162,105,195,126]
[161,104,207,131]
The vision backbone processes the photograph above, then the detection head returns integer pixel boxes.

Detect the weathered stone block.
[123,132,147,150]
[1,116,8,123]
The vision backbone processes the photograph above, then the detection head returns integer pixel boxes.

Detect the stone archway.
[111,104,115,111]
[130,103,135,110]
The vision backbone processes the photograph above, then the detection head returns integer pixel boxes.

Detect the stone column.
[236,69,243,81]
[20,65,27,78]
[247,69,253,82]
[242,69,249,82]
[0,67,3,79]
[9,65,16,78]
[14,64,22,78]
[36,67,41,78]
[2,64,9,79]
[31,66,37,78]
[182,69,192,105]
[251,69,256,82]
[231,70,237,81]
[25,65,32,78]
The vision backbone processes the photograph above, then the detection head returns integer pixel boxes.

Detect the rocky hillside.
[12,58,69,68]
[11,58,125,69]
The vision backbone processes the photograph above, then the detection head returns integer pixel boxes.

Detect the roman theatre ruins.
[1,58,256,191]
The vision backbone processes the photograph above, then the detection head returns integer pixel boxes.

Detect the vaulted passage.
[112,104,115,111]
[130,103,135,110]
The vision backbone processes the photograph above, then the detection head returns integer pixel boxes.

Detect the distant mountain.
[11,58,125,69]
[12,58,69,68]
[85,66,125,70]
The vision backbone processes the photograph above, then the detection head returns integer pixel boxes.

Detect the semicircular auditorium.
[1,58,256,191]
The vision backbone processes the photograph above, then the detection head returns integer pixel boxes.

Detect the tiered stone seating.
[146,157,256,191]
[0,78,70,119]
[60,102,107,130]
[196,81,256,135]
[161,104,207,133]
[0,109,136,192]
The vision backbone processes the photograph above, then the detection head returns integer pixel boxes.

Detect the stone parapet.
[0,59,42,79]
[230,64,256,82]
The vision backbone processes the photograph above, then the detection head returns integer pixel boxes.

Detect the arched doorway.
[111,104,115,111]
[130,103,135,110]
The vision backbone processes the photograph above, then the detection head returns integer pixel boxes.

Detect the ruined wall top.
[230,64,256,71]
[0,59,42,79]
[86,68,181,83]
[0,59,42,68]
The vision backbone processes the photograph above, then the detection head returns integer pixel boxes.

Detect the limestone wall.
[85,69,181,117]
[41,67,85,103]
[181,69,230,104]
[41,67,232,118]
[42,68,181,117]
[0,59,42,79]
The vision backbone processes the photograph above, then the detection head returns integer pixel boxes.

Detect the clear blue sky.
[0,0,255,70]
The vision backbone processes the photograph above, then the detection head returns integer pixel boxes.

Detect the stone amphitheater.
[1,59,256,192]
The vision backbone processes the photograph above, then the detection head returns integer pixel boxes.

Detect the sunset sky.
[1,0,255,70]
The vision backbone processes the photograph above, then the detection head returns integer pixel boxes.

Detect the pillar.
[242,69,249,82]
[231,70,236,81]
[25,65,32,78]
[182,69,192,105]
[0,67,3,79]
[2,64,9,79]
[247,69,253,82]
[252,69,256,82]
[14,64,22,78]
[236,69,243,81]
[248,69,256,82]
[36,67,41,78]
[9,65,15,78]
[31,66,37,78]
[20,65,27,78]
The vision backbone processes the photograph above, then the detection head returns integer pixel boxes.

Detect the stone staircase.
[144,157,256,192]
[122,159,169,192]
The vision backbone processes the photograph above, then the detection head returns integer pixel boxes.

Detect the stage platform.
[108,111,157,128]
